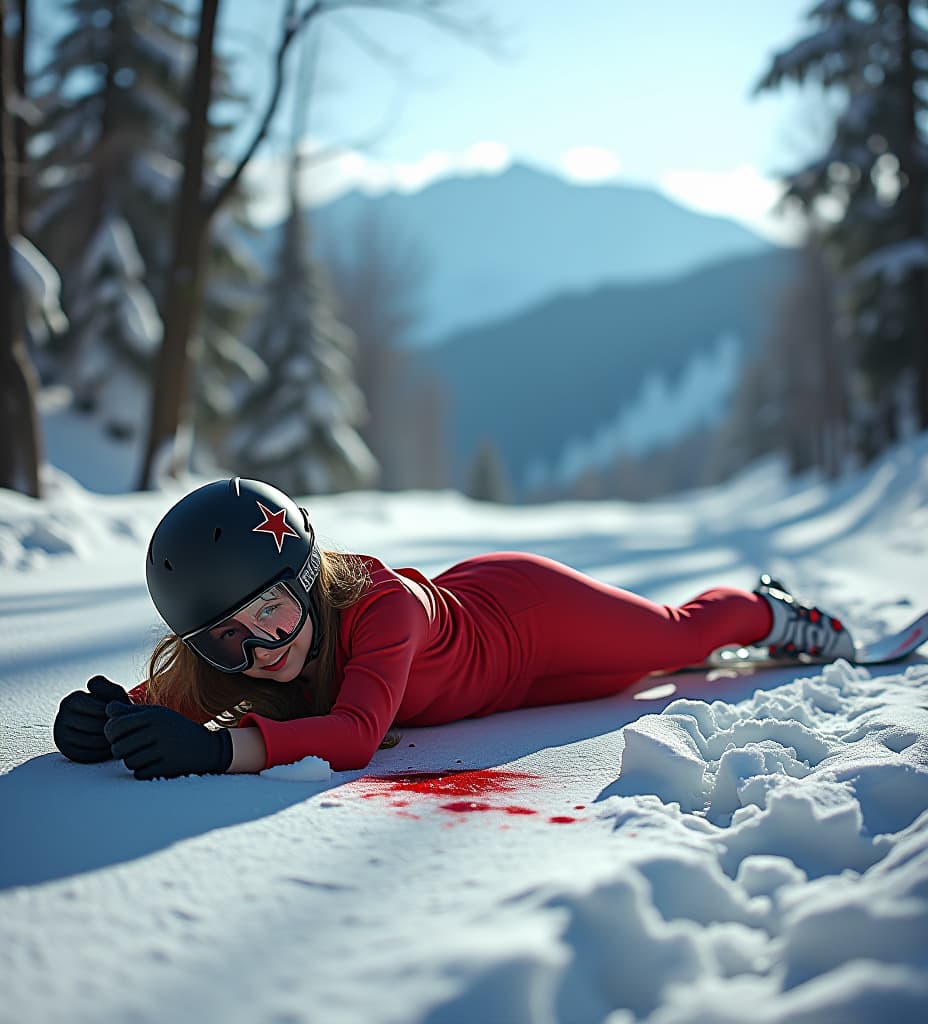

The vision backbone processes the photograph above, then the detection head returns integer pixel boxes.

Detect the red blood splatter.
[549,816,577,824]
[357,769,540,798]
[350,769,583,824]
[440,801,537,815]
[574,805,586,810]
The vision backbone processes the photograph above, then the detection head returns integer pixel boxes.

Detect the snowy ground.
[2,437,928,1024]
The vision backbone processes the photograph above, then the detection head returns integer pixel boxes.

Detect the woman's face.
[242,612,315,683]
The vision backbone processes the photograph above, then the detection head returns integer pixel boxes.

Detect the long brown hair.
[145,550,370,725]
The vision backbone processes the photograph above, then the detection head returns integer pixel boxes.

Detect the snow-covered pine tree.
[127,144,267,463]
[65,215,161,438]
[466,439,512,503]
[188,19,265,455]
[323,210,452,490]
[28,0,188,438]
[32,0,191,295]
[192,208,266,455]
[757,0,928,442]
[11,235,68,354]
[222,158,377,495]
[31,0,262,454]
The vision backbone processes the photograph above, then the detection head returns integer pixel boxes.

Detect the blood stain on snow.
[349,769,583,823]
[439,801,536,816]
[358,769,540,798]
[549,816,577,824]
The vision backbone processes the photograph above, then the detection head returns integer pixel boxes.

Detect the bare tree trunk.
[12,0,25,229]
[900,0,928,428]
[808,244,848,477]
[136,0,218,488]
[0,0,42,496]
[136,0,493,489]
[91,0,118,229]
[137,0,317,489]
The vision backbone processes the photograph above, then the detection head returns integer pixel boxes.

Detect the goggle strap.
[296,543,321,594]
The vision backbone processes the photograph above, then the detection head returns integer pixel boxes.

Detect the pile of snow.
[2,434,928,1023]
[261,754,332,782]
[584,661,928,1020]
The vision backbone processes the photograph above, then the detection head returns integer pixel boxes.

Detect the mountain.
[417,247,800,492]
[306,163,774,343]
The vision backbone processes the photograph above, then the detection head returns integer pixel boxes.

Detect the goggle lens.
[186,584,305,671]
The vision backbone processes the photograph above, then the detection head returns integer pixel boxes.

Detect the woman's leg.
[506,555,772,688]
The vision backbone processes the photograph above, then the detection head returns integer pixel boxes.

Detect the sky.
[220,0,822,240]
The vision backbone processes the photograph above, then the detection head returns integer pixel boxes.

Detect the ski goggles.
[183,581,308,673]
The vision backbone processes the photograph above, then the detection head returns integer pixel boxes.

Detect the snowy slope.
[2,437,928,1024]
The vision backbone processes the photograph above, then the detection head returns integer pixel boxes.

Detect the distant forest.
[1,1,926,503]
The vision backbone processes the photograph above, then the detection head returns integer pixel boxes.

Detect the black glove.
[53,675,132,763]
[104,702,234,781]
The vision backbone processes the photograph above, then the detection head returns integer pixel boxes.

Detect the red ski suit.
[134,553,771,771]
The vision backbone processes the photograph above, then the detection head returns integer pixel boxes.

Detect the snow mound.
[514,662,928,1021]
[0,466,152,567]
[425,665,928,1024]
[261,754,332,782]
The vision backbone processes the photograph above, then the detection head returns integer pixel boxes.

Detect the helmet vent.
[213,527,222,542]
[163,558,174,572]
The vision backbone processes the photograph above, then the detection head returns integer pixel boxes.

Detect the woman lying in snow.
[53,478,855,779]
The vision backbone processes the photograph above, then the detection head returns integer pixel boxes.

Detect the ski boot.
[754,574,856,661]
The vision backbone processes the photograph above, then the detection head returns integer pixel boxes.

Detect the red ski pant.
[458,554,773,709]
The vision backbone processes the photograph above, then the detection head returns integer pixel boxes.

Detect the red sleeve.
[127,680,210,723]
[128,681,149,704]
[239,584,428,771]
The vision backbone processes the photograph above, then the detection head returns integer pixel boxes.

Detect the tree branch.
[317,0,500,55]
[329,12,422,85]
[203,0,501,224]
[204,0,322,222]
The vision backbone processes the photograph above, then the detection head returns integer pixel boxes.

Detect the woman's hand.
[53,675,131,763]
[104,703,233,780]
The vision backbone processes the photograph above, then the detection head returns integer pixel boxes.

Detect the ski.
[688,608,928,672]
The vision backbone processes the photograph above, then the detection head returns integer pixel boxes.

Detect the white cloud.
[560,146,621,183]
[245,147,803,246]
[460,140,511,174]
[244,139,512,224]
[658,164,803,244]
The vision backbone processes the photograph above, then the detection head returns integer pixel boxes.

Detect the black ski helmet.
[146,477,322,659]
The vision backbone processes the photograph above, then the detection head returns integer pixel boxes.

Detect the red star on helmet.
[252,501,300,553]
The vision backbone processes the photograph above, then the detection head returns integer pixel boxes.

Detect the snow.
[10,235,68,341]
[69,216,162,358]
[39,405,142,496]
[534,333,742,489]
[250,413,310,462]
[84,215,145,280]
[856,238,928,286]
[262,755,332,782]
[132,150,180,203]
[121,281,163,355]
[2,432,928,1023]
[132,20,194,83]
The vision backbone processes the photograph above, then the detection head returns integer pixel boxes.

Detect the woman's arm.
[227,725,268,773]
[239,585,427,771]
